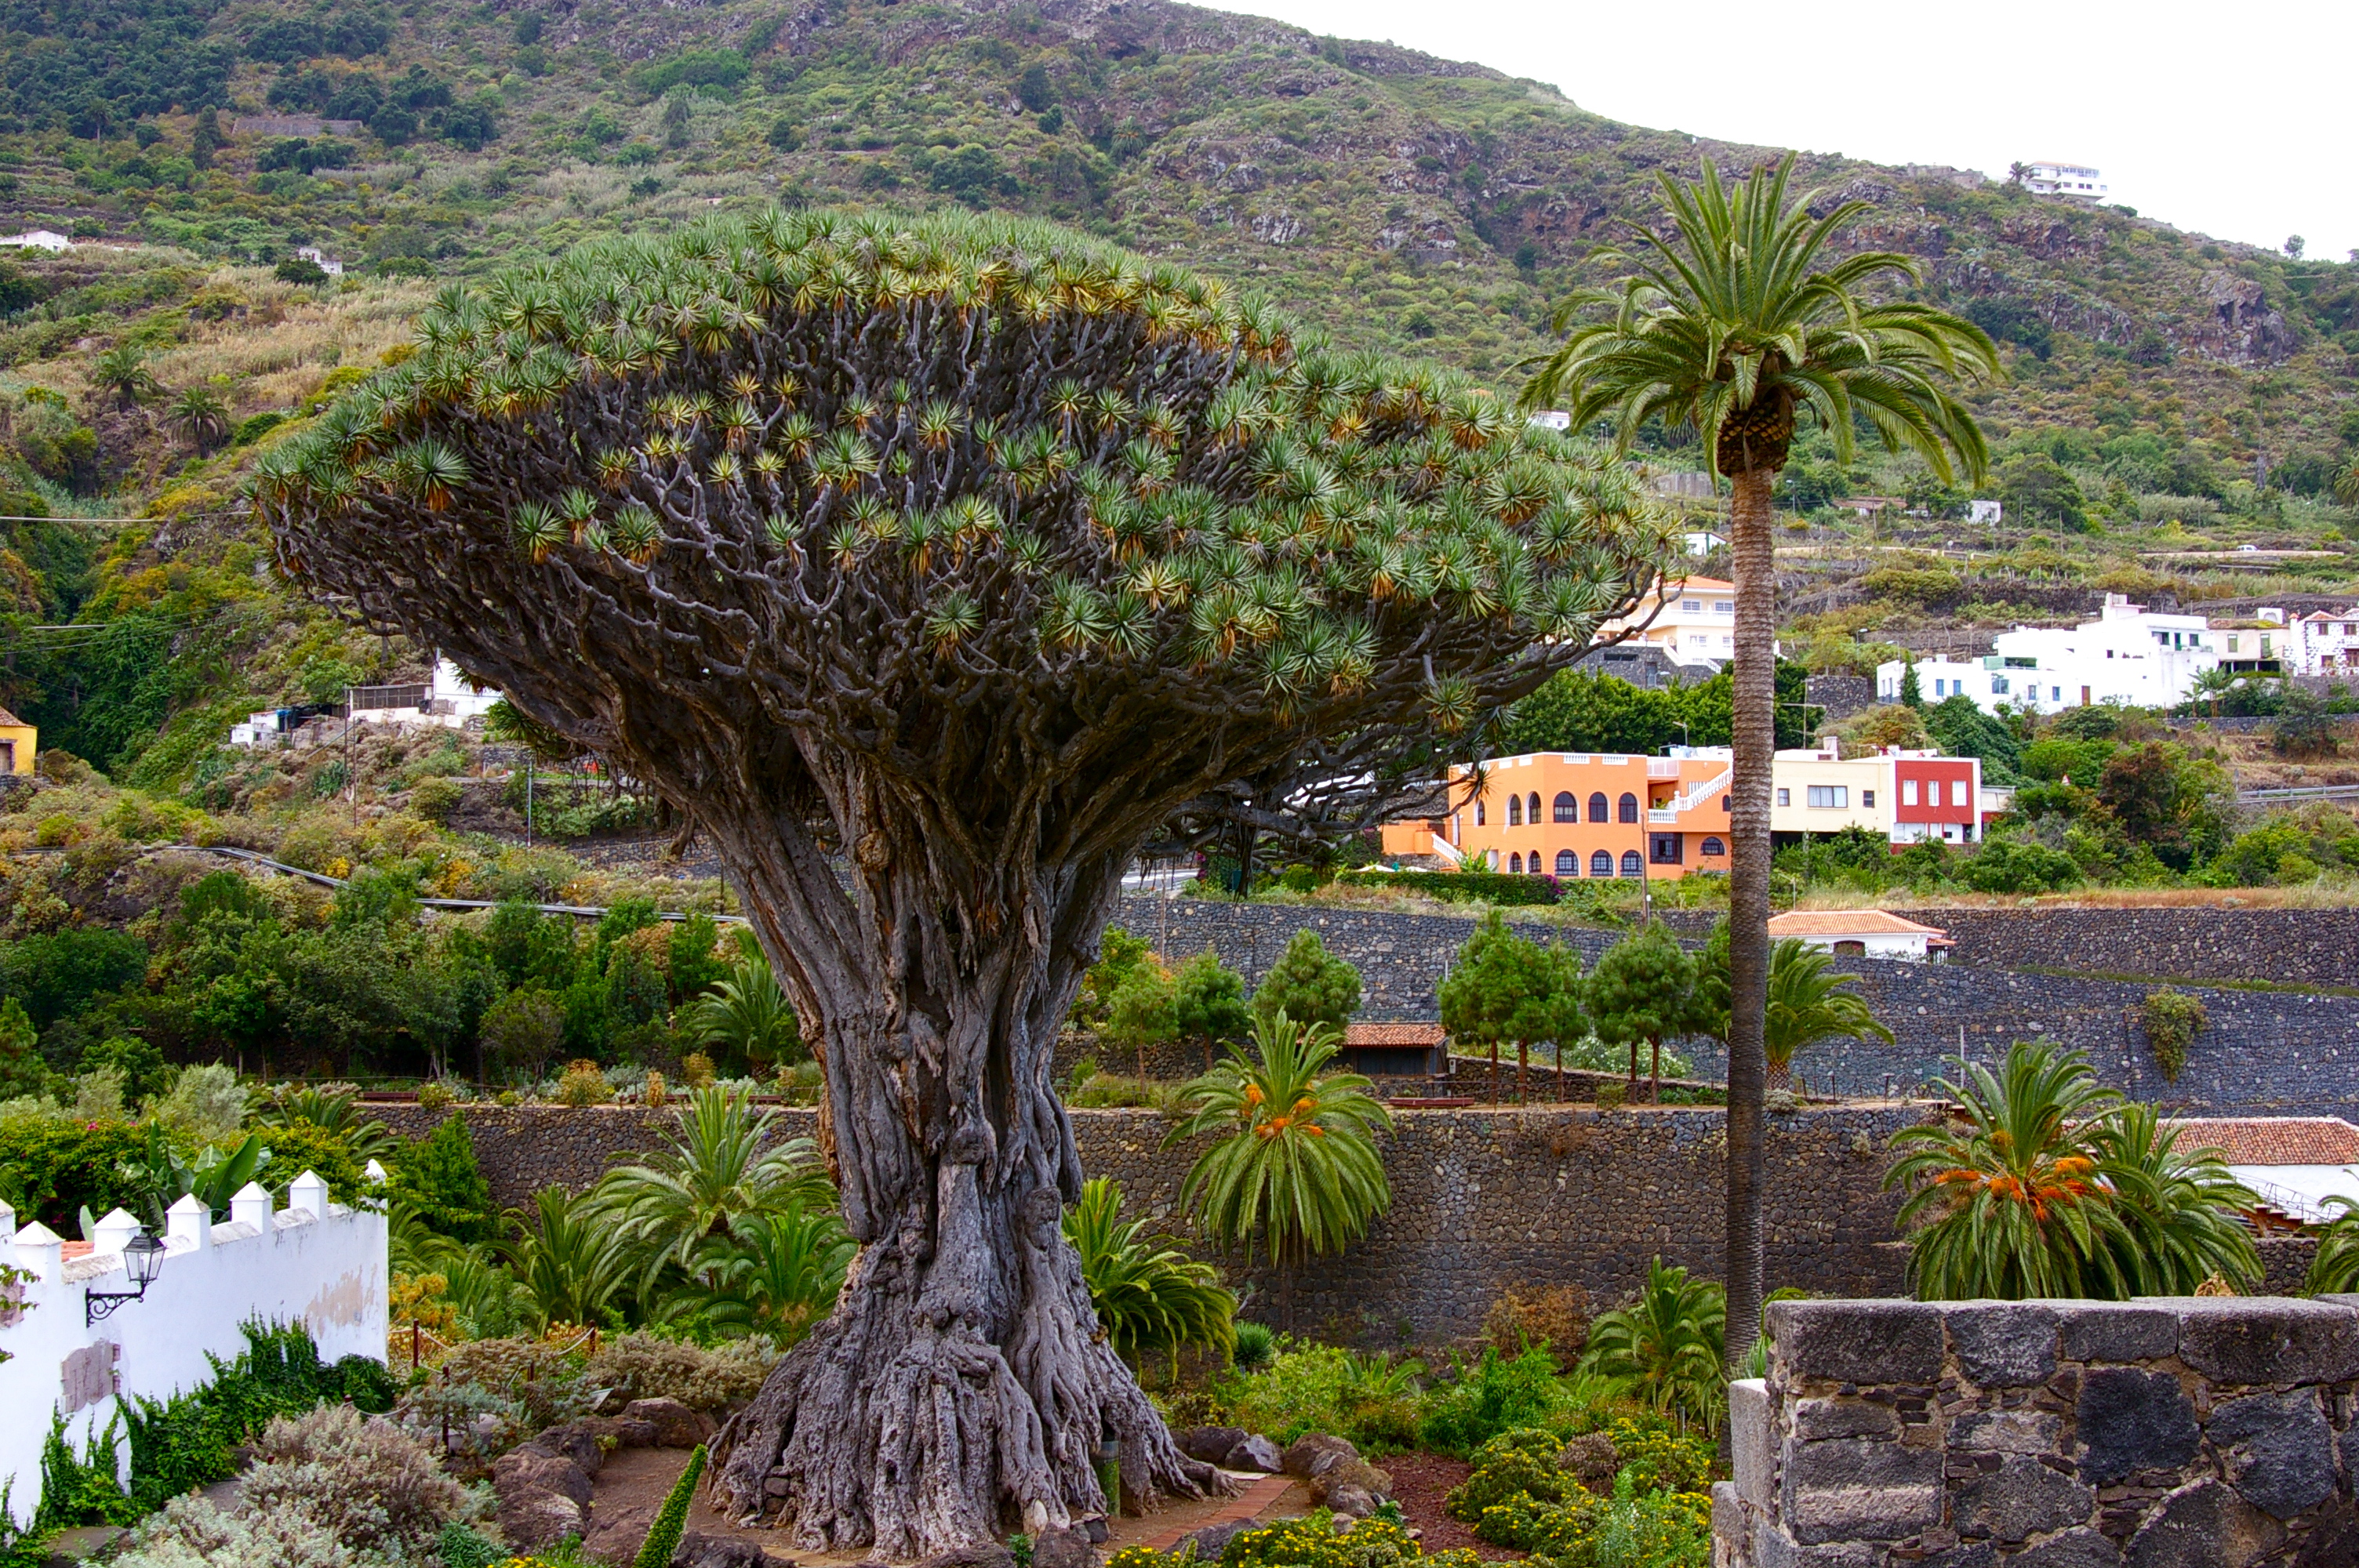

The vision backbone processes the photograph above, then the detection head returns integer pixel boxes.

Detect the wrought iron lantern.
[85,1229,165,1326]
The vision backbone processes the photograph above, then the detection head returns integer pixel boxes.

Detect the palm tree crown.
[1165,1009,1394,1268]
[1520,155,1999,484]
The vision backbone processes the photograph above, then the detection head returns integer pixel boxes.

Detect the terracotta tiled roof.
[1768,910,1950,940]
[1345,1022,1445,1048]
[2167,1117,2359,1167]
[0,706,21,726]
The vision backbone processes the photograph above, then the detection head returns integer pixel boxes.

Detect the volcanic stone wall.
[362,1101,1920,1345]
[1113,898,2359,1116]
[1717,1295,2359,1568]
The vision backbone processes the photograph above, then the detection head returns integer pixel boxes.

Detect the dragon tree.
[258,208,1669,1558]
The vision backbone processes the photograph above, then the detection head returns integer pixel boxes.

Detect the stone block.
[2010,1528,2121,1568]
[494,1450,594,1509]
[915,1544,1016,1568]
[2076,1368,2199,1486]
[1754,1525,1885,1568]
[1772,1301,1945,1386]
[1731,1379,1774,1508]
[1187,1521,1255,1560]
[1952,1410,2062,1454]
[2054,1303,2179,1364]
[1713,1480,1742,1548]
[1917,1546,1997,1568]
[1032,1525,1093,1568]
[2206,1390,2336,1522]
[1946,1303,2059,1387]
[1953,1455,2097,1544]
[1781,1436,1943,1544]
[1794,1399,1899,1442]
[2174,1298,2359,1385]
[672,1537,770,1568]
[2123,1478,2284,1568]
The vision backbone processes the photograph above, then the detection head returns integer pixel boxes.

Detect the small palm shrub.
[1577,1258,1725,1436]
[1230,1319,1276,1371]
[1064,1177,1235,1374]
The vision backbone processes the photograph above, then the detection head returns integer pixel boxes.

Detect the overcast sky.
[1227,0,2356,263]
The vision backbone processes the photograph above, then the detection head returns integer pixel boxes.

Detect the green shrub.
[1105,1514,1482,1568]
[1445,1428,1574,1521]
[2141,990,2207,1083]
[0,1116,153,1231]
[1231,1319,1275,1371]
[1418,1345,1567,1457]
[1336,868,1564,906]
[1216,1340,1423,1451]
[384,1114,496,1244]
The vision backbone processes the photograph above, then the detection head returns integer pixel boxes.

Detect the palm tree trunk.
[1725,465,1776,1374]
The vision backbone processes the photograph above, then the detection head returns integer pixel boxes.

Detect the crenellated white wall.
[0,1171,388,1528]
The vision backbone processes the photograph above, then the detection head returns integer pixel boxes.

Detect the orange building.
[1381,750,1736,882]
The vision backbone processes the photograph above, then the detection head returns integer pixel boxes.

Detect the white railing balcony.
[1647,759,1682,778]
[1648,810,1677,826]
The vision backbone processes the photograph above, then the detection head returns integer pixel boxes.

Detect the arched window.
[1554,792,1577,823]
[1555,849,1577,876]
[1590,849,1614,877]
[1529,856,1545,876]
[1588,792,1609,823]
[1619,850,1645,878]
[1528,793,1543,825]
[1618,792,1640,824]
[1508,852,1522,874]
[1700,837,1728,858]
[1475,800,1486,826]
[1507,794,1522,826]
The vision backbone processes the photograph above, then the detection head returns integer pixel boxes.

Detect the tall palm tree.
[1764,938,1894,1092]
[1164,1010,1394,1320]
[590,1084,833,1304]
[1522,156,1997,1364]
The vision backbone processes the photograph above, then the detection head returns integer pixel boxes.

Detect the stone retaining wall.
[1113,898,2359,1116]
[1717,1295,2359,1568]
[362,1102,1921,1345]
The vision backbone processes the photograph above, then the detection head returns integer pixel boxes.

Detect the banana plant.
[117,1123,273,1229]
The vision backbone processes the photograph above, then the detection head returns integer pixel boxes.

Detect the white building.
[2023,162,2109,202]
[1876,594,2219,715]
[0,230,71,252]
[231,656,502,745]
[2288,611,2359,677]
[2165,1118,2359,1226]
[1596,575,1736,670]
[0,1175,387,1527]
[1968,499,2004,524]
[294,245,345,277]
[1681,530,1728,557]
[1767,909,1954,961]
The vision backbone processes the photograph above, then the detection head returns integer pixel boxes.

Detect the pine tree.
[1250,929,1361,1033]
[384,1115,495,1244]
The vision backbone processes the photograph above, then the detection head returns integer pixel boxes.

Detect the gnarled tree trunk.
[700,797,1219,1558]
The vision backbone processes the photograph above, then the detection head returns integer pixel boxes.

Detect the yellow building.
[0,707,35,775]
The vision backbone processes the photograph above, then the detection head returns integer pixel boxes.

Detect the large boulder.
[494,1449,595,1510]
[623,1397,718,1449]
[671,1537,771,1568]
[500,1486,587,1552]
[1282,1434,1358,1481]
[914,1543,1016,1568]
[1307,1457,1393,1508]
[1031,1523,1094,1568]
[1224,1435,1284,1474]
[1178,1426,1249,1465]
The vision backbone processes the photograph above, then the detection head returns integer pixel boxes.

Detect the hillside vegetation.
[0,0,2354,787]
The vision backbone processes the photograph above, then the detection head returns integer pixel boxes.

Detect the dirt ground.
[580,1452,1318,1566]
[1381,1453,1521,1561]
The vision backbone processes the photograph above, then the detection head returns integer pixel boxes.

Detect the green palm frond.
[1165,1010,1394,1267]
[1579,1257,1725,1433]
[1064,1177,1236,1374]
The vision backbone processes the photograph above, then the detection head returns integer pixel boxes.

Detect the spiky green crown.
[258,207,1667,746]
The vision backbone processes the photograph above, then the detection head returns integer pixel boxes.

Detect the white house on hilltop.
[1877,594,2218,715]
[1596,575,1737,673]
[0,230,71,252]
[2023,162,2109,202]
[230,657,501,745]
[2288,611,2359,677]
